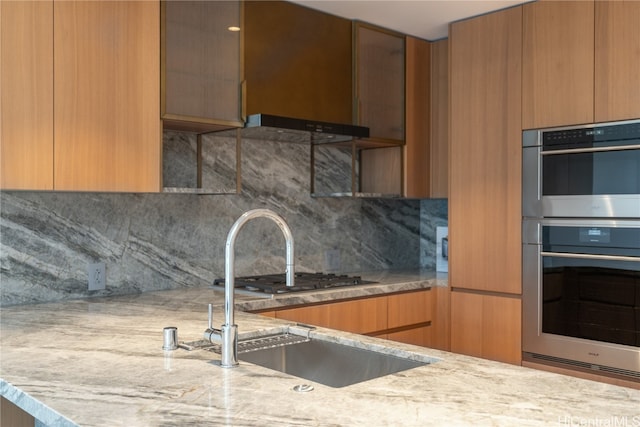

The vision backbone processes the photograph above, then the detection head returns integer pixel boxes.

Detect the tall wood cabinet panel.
[0,1,54,190]
[449,6,522,365]
[54,1,161,192]
[594,0,640,122]
[522,1,594,129]
[429,39,449,199]
[449,6,522,295]
[450,290,521,365]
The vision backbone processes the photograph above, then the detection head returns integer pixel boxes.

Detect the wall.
[0,134,447,306]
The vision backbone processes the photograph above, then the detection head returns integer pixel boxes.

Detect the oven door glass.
[541,225,640,348]
[542,148,640,196]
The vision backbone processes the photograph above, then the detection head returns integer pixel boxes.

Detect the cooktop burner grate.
[212,272,375,294]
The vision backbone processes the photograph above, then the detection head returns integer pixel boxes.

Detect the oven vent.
[524,352,640,381]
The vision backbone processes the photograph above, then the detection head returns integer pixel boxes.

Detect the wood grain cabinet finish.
[244,1,352,124]
[524,0,640,127]
[449,6,522,295]
[449,6,522,365]
[1,397,33,427]
[522,0,594,129]
[594,0,640,122]
[428,39,449,199]
[1,1,161,192]
[54,1,161,192]
[0,1,54,190]
[272,289,433,345]
[450,290,521,365]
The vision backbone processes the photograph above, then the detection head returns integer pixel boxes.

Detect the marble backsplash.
[0,133,447,306]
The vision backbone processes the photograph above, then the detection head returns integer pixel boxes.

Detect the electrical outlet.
[324,249,341,272]
[88,262,106,291]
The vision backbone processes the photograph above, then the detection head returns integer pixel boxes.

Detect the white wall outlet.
[88,262,106,291]
[324,249,341,272]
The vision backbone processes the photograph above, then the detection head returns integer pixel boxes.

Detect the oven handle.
[540,251,640,262]
[541,144,640,155]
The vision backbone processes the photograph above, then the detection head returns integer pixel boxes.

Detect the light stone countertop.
[1,271,639,426]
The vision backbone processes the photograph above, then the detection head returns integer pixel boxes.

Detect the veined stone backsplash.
[0,133,447,306]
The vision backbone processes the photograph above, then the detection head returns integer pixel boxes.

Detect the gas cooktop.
[212,272,376,295]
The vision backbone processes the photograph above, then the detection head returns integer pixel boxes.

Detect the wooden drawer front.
[387,325,432,348]
[387,290,432,329]
[326,297,387,334]
[275,305,330,327]
[276,297,387,334]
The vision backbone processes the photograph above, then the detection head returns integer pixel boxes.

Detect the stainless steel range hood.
[219,114,369,144]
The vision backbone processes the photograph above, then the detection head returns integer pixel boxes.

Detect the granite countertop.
[1,271,639,426]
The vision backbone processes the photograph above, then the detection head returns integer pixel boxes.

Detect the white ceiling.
[290,0,528,41]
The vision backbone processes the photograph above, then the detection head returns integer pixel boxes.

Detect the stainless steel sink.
[239,333,434,388]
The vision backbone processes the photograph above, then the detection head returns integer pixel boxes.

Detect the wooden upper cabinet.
[244,1,352,124]
[449,6,522,294]
[0,1,54,190]
[594,1,640,122]
[2,1,161,192]
[54,1,161,192]
[523,1,595,129]
[355,23,405,143]
[162,1,243,132]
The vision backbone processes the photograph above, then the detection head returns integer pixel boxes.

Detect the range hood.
[220,114,369,144]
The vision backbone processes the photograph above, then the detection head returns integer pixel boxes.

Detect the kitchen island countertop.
[1,271,639,426]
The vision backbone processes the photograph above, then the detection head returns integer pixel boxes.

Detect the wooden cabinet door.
[451,290,521,365]
[449,6,522,294]
[275,296,387,335]
[54,1,161,192]
[0,1,54,190]
[387,290,432,329]
[523,1,595,129]
[326,297,387,334]
[245,1,352,124]
[594,0,640,122]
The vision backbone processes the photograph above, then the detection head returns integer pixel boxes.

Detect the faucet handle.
[204,303,222,343]
[208,303,213,330]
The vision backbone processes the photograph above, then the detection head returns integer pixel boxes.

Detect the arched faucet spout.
[206,209,295,368]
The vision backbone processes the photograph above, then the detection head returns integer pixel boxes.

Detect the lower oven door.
[523,219,640,377]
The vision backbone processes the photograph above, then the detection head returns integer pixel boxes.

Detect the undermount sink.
[238,332,436,388]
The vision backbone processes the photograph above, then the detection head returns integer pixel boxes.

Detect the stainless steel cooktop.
[212,272,376,295]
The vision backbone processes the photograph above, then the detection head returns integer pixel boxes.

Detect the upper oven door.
[523,119,640,218]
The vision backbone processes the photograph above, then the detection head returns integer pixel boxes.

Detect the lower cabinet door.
[450,290,521,365]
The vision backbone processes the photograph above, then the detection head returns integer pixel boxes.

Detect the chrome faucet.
[204,209,295,367]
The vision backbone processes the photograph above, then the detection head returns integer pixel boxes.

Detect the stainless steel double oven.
[522,119,640,381]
